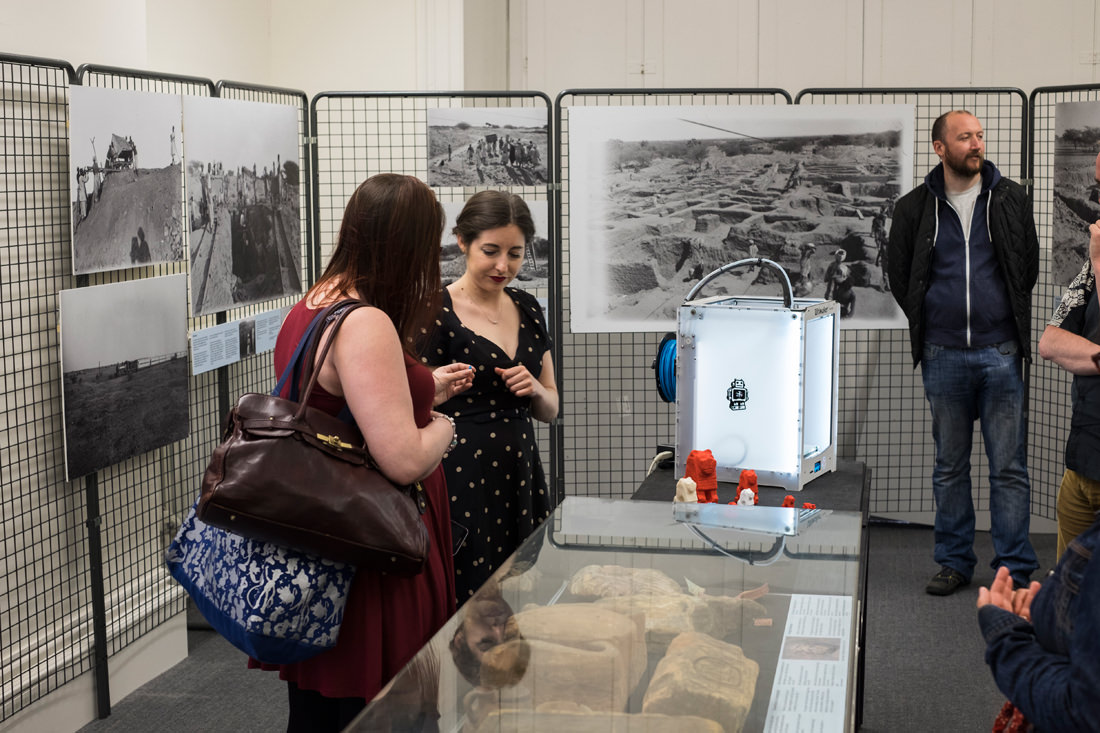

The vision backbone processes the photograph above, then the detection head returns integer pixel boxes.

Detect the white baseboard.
[0,612,187,733]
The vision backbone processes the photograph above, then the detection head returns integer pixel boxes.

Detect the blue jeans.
[921,341,1038,582]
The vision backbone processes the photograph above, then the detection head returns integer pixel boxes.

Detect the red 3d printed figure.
[737,469,760,505]
[685,449,719,503]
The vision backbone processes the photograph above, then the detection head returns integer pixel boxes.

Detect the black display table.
[632,458,869,516]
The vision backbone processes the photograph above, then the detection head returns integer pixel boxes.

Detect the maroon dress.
[249,300,456,701]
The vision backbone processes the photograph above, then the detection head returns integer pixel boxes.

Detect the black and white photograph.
[238,317,256,358]
[69,85,183,275]
[1052,100,1100,287]
[427,107,549,188]
[440,195,551,290]
[567,104,913,332]
[183,95,302,317]
[60,274,189,480]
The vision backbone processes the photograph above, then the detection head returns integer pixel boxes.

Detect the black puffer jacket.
[887,161,1039,366]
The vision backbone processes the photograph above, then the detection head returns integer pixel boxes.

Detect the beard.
[943,147,984,178]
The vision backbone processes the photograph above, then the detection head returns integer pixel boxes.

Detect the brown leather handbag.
[197,300,430,576]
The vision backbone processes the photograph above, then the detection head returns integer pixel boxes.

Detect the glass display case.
[347,497,865,733]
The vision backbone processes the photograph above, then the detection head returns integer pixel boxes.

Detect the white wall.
[146,0,271,86]
[0,0,148,70]
[464,0,509,89]
[512,0,1100,99]
[0,0,462,99]
[266,0,435,94]
[4,0,1098,98]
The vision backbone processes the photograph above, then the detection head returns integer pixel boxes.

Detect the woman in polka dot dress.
[422,190,559,604]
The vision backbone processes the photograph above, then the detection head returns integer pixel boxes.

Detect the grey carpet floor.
[76,523,1057,732]
[858,523,1056,732]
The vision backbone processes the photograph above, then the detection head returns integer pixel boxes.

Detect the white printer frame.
[673,259,840,492]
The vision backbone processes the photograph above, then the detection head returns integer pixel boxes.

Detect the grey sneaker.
[925,567,970,596]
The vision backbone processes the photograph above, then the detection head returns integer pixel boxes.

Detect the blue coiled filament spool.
[652,332,677,403]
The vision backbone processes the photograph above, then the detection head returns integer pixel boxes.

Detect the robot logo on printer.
[726,378,749,411]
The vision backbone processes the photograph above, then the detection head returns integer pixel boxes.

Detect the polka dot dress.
[421,286,553,603]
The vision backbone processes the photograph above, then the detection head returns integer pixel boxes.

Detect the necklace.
[459,285,502,324]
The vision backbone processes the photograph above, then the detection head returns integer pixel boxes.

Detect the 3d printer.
[655,258,840,492]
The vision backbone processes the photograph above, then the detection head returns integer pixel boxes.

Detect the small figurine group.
[674,449,758,505]
[782,495,816,510]
[673,448,817,510]
[734,468,758,506]
[675,448,717,504]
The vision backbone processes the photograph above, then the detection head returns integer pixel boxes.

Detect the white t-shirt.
[946,181,981,240]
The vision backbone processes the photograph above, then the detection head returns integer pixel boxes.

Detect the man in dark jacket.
[887,110,1039,596]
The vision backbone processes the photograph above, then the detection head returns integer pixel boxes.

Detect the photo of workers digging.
[183,95,302,317]
[567,104,912,332]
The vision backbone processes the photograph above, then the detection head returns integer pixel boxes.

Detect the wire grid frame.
[795,88,1037,518]
[68,65,224,673]
[0,53,88,722]
[309,90,558,493]
[1028,85,1100,522]
[0,58,314,722]
[554,89,794,500]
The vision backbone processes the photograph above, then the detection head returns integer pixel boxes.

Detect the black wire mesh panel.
[66,65,210,660]
[555,89,794,500]
[0,54,89,722]
[310,90,556,493]
[795,88,1036,519]
[69,66,221,671]
[1028,85,1100,523]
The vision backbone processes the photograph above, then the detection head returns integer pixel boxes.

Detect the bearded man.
[887,110,1039,596]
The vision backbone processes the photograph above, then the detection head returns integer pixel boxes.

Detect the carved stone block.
[642,631,759,733]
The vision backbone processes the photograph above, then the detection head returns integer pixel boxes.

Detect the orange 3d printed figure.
[685,449,719,503]
[737,469,760,506]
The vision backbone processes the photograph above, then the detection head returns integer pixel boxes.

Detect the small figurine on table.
[737,469,759,506]
[684,449,718,503]
[802,502,817,510]
[736,487,756,506]
[674,476,698,503]
[781,495,796,508]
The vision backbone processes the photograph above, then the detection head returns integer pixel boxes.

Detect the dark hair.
[931,110,974,144]
[453,190,535,246]
[312,174,443,352]
[449,625,481,686]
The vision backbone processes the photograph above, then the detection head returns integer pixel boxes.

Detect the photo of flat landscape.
[60,274,189,480]
[567,104,913,332]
